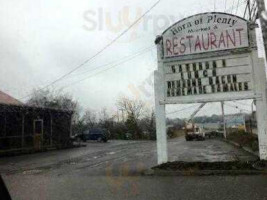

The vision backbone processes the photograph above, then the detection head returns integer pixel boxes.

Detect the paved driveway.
[167,138,256,162]
[0,138,257,176]
[0,138,262,200]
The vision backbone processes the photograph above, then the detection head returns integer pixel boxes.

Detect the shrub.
[228,131,259,151]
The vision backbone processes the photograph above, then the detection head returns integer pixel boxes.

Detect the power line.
[224,0,228,12]
[19,45,155,96]
[233,100,252,107]
[166,105,200,115]
[225,103,242,111]
[19,0,161,100]
[235,0,241,14]
[225,102,250,112]
[224,0,247,14]
[231,0,236,14]
[60,46,154,89]
[64,46,155,80]
[18,47,154,101]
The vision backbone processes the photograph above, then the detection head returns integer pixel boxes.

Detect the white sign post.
[154,43,168,164]
[154,12,267,164]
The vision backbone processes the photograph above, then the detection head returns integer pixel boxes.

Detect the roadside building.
[0,91,73,155]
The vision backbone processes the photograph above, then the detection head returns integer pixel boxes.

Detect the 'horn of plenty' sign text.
[163,13,249,58]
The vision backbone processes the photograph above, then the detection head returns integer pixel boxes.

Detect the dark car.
[77,128,109,142]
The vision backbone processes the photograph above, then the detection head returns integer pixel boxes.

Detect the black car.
[77,128,109,142]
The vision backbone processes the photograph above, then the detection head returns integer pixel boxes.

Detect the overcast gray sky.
[0,0,262,118]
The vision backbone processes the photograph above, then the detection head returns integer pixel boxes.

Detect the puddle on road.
[22,169,43,175]
[107,152,115,155]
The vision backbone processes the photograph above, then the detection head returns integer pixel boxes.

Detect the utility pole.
[256,0,267,59]
[221,102,227,139]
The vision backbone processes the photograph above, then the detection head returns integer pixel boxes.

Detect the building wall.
[0,105,72,152]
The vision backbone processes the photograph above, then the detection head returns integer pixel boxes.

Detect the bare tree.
[27,88,79,112]
[140,109,156,140]
[27,88,82,137]
[116,97,145,121]
[82,109,97,129]
[27,88,81,122]
[99,108,109,122]
[116,97,145,139]
[98,107,113,128]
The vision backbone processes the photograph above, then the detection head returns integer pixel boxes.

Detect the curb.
[222,139,259,158]
[143,169,267,176]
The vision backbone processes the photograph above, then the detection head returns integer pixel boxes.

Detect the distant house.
[0,90,23,105]
[0,91,73,155]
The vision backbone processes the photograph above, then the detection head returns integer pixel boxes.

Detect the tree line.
[27,89,246,140]
[27,89,156,140]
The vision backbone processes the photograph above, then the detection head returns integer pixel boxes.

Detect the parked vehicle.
[185,123,205,141]
[184,103,206,141]
[205,130,224,138]
[125,132,132,140]
[76,128,109,142]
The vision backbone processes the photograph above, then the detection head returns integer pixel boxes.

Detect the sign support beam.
[154,40,168,164]
[251,49,267,160]
[221,101,227,139]
[256,0,267,60]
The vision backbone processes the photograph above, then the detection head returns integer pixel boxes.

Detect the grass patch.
[167,129,185,138]
[227,130,259,151]
[153,161,259,171]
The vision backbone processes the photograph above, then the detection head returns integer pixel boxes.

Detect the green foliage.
[72,119,87,135]
[125,114,142,139]
[167,128,175,138]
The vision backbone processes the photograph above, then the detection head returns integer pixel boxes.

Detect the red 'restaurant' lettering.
[226,29,236,47]
[218,32,226,48]
[210,32,217,49]
[164,28,246,57]
[166,39,172,56]
[186,35,193,53]
[180,37,186,54]
[236,28,244,45]
[195,35,202,51]
[202,33,209,50]
[173,37,179,55]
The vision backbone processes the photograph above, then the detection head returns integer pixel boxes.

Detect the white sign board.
[164,54,254,103]
[163,13,249,58]
[155,12,267,162]
[225,114,245,128]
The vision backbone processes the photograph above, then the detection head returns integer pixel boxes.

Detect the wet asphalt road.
[0,138,266,200]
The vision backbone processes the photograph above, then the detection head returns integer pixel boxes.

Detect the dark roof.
[0,90,23,105]
[0,103,73,114]
[0,90,73,114]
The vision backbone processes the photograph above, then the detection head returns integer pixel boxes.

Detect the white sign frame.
[154,12,267,164]
[162,12,249,58]
[162,53,256,104]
